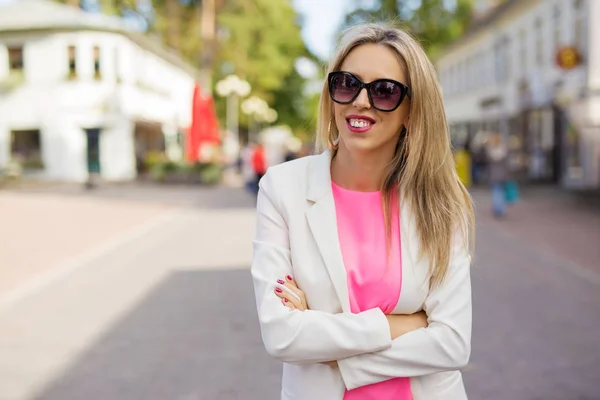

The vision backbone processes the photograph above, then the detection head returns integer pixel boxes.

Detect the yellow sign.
[556,47,581,70]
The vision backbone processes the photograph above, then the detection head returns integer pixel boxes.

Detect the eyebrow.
[340,70,405,84]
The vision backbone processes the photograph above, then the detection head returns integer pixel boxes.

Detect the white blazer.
[251,150,472,400]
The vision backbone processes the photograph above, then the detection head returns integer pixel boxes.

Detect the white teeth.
[349,119,372,128]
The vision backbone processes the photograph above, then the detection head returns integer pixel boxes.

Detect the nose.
[353,88,371,110]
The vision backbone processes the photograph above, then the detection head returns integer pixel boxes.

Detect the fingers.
[275,285,304,310]
[279,276,308,309]
[281,297,295,310]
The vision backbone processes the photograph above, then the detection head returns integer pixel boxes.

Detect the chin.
[339,133,379,154]
[340,132,398,157]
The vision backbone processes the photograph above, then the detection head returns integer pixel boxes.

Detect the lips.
[346,114,375,133]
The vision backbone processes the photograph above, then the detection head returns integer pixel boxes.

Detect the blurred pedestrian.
[454,144,472,187]
[485,132,509,217]
[284,149,297,162]
[470,130,488,185]
[251,22,474,400]
[504,134,522,206]
[251,142,267,193]
[241,143,256,194]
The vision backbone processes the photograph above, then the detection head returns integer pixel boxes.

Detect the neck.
[331,145,396,192]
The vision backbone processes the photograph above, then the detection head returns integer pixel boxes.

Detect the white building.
[0,0,197,182]
[437,0,600,190]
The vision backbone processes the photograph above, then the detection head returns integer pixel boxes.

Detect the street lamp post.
[216,75,251,159]
[241,96,278,142]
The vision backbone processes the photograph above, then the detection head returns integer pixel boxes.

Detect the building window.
[10,129,43,170]
[574,0,586,56]
[479,52,486,86]
[519,28,527,72]
[461,60,466,90]
[8,46,23,71]
[466,58,472,90]
[68,45,77,79]
[93,46,101,80]
[504,37,511,80]
[535,18,543,66]
[553,4,561,52]
[494,42,502,83]
[114,47,120,82]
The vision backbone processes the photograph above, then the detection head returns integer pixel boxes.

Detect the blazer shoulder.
[263,154,316,186]
[260,154,321,209]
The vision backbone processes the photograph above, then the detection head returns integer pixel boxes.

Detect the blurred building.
[438,0,600,190]
[0,0,197,182]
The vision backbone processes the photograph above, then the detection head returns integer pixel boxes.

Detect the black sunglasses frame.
[327,71,411,112]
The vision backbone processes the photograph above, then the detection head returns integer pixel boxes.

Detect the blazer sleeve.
[337,228,472,390]
[251,170,392,364]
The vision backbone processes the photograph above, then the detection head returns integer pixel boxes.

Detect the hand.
[321,361,338,368]
[274,275,308,311]
[274,277,335,367]
[386,311,428,339]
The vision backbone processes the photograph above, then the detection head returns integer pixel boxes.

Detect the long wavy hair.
[316,22,475,288]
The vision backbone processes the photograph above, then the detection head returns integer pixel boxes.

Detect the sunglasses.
[328,71,411,112]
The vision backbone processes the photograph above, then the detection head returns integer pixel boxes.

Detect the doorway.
[85,128,101,175]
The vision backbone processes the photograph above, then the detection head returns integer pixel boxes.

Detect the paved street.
[0,182,599,400]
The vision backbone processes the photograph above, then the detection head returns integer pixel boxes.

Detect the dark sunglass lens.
[371,80,403,110]
[331,73,360,103]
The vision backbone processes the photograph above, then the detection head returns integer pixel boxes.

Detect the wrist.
[385,315,399,339]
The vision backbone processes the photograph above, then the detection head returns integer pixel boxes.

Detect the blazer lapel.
[305,151,351,312]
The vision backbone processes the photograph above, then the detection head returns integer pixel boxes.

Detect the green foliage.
[149,160,222,185]
[345,0,474,59]
[271,68,319,138]
[215,0,305,101]
[212,0,313,134]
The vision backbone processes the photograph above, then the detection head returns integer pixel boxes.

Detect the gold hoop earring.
[328,118,338,150]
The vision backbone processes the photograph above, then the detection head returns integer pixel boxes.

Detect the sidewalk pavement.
[0,191,171,302]
[470,185,600,275]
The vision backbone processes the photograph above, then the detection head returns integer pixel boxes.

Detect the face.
[332,43,410,157]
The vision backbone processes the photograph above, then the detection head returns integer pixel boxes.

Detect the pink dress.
[332,182,413,400]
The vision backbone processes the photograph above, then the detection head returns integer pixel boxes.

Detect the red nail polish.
[277,279,285,284]
[284,298,288,302]
[275,287,282,293]
[286,275,293,281]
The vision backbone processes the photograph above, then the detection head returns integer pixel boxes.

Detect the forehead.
[340,43,406,83]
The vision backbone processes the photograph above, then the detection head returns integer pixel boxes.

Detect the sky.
[291,0,348,61]
[292,0,377,61]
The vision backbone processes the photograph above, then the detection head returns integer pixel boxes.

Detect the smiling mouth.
[346,117,375,132]
[348,118,372,128]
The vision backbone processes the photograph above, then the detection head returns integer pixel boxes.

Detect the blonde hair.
[316,22,475,288]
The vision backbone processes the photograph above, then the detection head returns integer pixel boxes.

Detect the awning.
[186,83,220,163]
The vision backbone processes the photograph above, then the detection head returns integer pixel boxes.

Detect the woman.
[485,132,509,217]
[251,22,474,400]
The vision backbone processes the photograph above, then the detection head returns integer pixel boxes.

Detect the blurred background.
[0,0,599,399]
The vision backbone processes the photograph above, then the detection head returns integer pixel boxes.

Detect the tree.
[216,0,305,101]
[213,0,307,130]
[271,66,319,140]
[345,0,474,58]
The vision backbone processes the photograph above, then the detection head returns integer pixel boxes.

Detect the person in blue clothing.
[485,132,509,217]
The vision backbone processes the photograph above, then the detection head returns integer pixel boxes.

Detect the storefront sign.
[556,46,581,70]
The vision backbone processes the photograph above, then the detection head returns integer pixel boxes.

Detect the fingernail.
[277,279,285,284]
[286,275,293,281]
[284,298,288,302]
[275,287,283,293]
